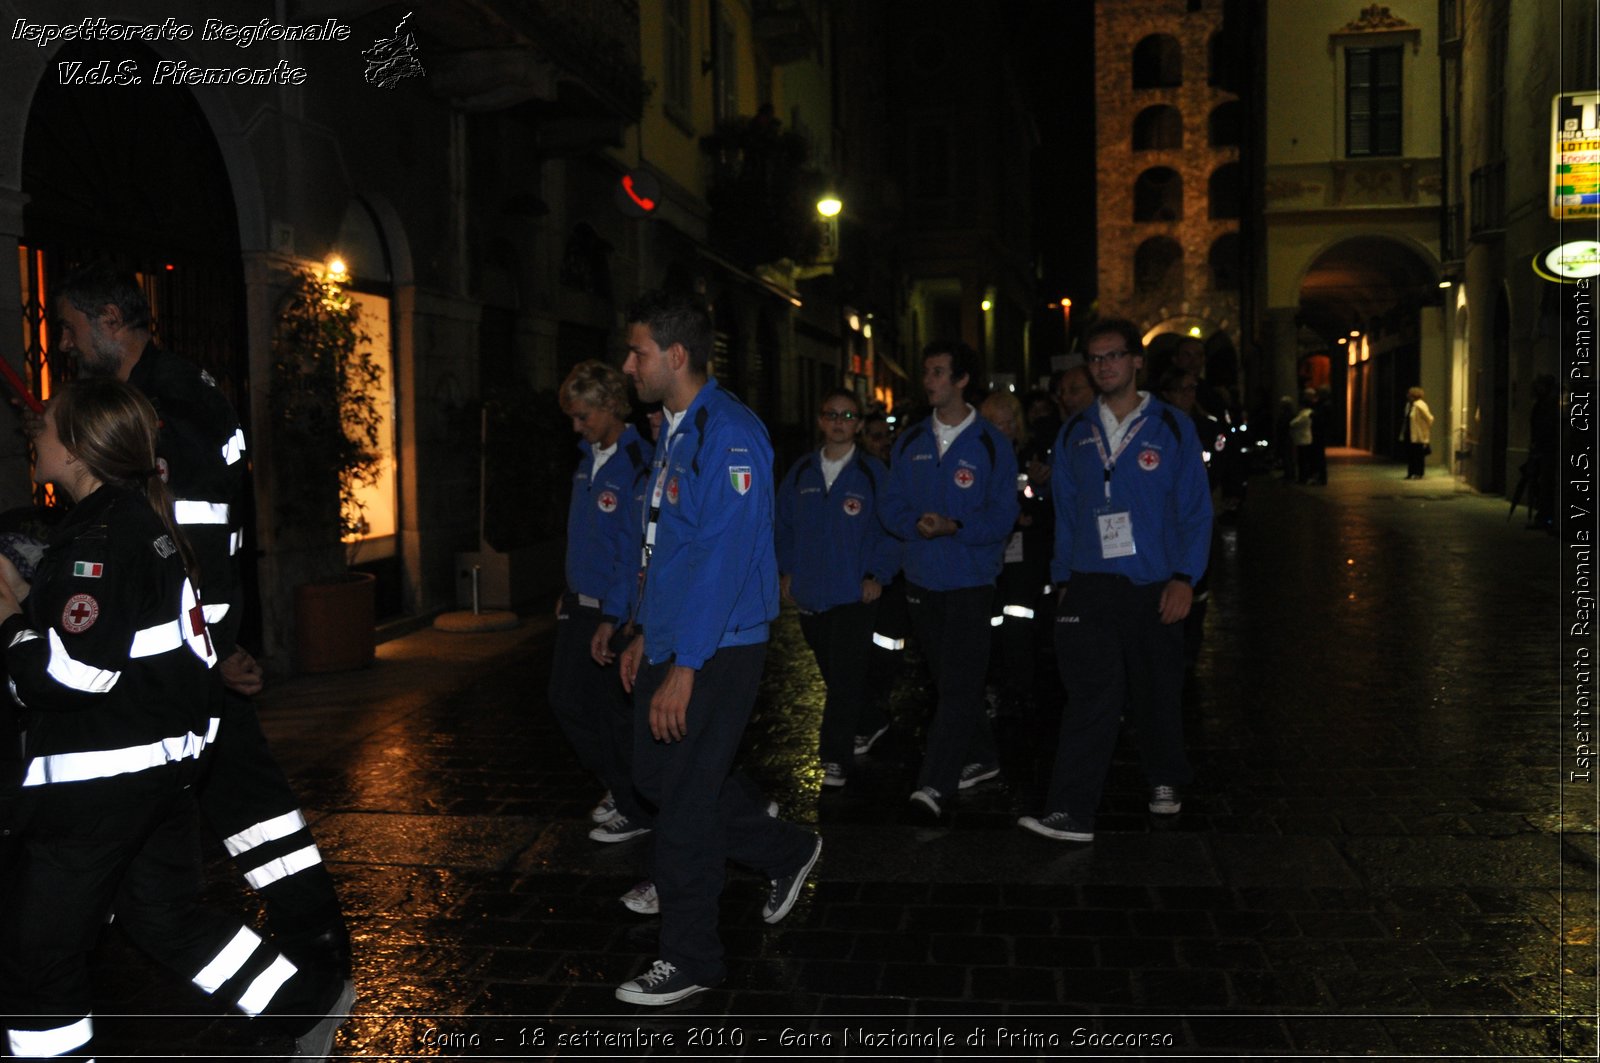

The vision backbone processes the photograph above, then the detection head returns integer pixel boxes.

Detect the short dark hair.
[1083,317,1143,358]
[922,339,978,388]
[819,387,860,412]
[625,289,714,373]
[56,262,152,332]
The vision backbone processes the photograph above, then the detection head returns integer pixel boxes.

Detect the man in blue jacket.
[777,388,899,789]
[880,341,1019,819]
[1019,318,1213,843]
[550,360,653,844]
[614,290,821,1006]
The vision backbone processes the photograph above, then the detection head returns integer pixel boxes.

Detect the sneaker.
[763,836,823,924]
[766,799,779,818]
[1017,811,1094,842]
[620,880,659,915]
[1148,785,1182,814]
[590,791,618,823]
[907,786,942,818]
[853,723,890,756]
[292,977,357,1057]
[615,959,713,1005]
[957,762,1000,790]
[588,814,651,843]
[821,762,847,788]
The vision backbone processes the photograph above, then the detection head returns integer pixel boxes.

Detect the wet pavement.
[82,455,1592,1060]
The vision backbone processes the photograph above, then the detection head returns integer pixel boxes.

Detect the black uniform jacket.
[1,486,219,790]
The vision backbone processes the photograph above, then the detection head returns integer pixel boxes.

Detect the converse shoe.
[588,814,651,843]
[821,762,847,788]
[763,836,823,924]
[853,723,890,756]
[1017,811,1094,842]
[957,762,1000,790]
[589,791,618,823]
[292,978,357,1057]
[615,960,713,1005]
[620,880,658,915]
[1148,785,1182,814]
[907,786,943,818]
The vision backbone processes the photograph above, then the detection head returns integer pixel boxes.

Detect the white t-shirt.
[935,405,977,457]
[820,445,854,490]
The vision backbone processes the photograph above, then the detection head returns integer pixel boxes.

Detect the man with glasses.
[777,389,898,789]
[1019,319,1212,842]
[881,341,1018,820]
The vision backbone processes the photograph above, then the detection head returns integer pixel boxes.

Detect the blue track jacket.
[636,379,778,669]
[1051,396,1213,586]
[776,447,900,613]
[564,424,651,622]
[880,412,1019,591]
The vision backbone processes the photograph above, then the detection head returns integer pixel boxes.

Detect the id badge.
[1096,509,1136,558]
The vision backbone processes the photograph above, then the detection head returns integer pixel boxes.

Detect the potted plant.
[268,263,384,673]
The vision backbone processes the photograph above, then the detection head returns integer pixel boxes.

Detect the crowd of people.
[551,291,1217,1004]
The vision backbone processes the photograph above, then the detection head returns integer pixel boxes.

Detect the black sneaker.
[907,786,943,819]
[957,762,1000,790]
[821,762,847,788]
[1017,811,1094,842]
[763,836,822,923]
[615,960,713,1005]
[1148,785,1182,814]
[853,723,890,756]
[292,978,356,1058]
[588,814,651,843]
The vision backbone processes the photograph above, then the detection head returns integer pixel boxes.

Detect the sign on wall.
[1553,91,1600,219]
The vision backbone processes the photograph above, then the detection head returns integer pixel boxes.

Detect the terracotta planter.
[293,572,376,674]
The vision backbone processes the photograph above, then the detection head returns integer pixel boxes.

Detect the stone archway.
[1294,235,1439,453]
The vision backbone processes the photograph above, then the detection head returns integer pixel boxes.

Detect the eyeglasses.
[1084,350,1133,366]
[819,409,859,421]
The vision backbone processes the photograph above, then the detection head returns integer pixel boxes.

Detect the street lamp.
[816,195,842,217]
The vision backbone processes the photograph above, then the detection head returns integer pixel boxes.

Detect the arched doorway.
[1295,236,1438,454]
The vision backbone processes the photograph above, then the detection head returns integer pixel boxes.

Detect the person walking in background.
[550,360,654,844]
[1290,390,1316,485]
[614,290,820,1005]
[1309,386,1332,485]
[881,341,1018,820]
[1400,385,1433,480]
[1019,319,1211,843]
[1053,358,1096,420]
[777,389,898,790]
[0,379,352,1060]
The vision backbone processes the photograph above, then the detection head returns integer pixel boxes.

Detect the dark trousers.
[798,601,877,765]
[861,580,910,735]
[1405,441,1427,478]
[904,583,998,796]
[197,690,346,970]
[3,772,337,1058]
[1049,574,1191,824]
[992,558,1048,700]
[548,599,650,825]
[631,645,815,983]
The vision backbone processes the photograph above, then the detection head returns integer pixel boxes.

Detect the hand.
[860,578,882,604]
[590,621,617,666]
[552,594,564,620]
[915,513,957,539]
[619,634,644,693]
[0,555,29,605]
[1158,580,1194,625]
[649,664,694,742]
[219,647,265,695]
[779,573,794,604]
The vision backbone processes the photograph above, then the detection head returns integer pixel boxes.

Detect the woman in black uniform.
[0,378,349,1060]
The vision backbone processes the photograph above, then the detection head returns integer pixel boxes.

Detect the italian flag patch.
[73,561,103,578]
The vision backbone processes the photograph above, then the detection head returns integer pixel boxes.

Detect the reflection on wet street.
[87,458,1591,1058]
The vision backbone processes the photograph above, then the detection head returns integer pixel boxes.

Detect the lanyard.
[1090,417,1146,504]
[634,429,682,624]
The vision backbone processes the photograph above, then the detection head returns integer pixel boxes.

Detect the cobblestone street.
[88,456,1592,1059]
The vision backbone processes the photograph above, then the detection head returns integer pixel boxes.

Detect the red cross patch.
[842,497,862,516]
[62,593,99,634]
[666,477,679,505]
[156,456,169,483]
[1138,448,1161,471]
[953,467,976,489]
[597,490,618,513]
[189,601,214,657]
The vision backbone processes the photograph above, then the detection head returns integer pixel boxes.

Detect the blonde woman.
[1401,385,1433,479]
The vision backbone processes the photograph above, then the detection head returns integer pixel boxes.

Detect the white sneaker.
[589,791,618,823]
[822,762,847,788]
[292,978,357,1058]
[620,880,658,915]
